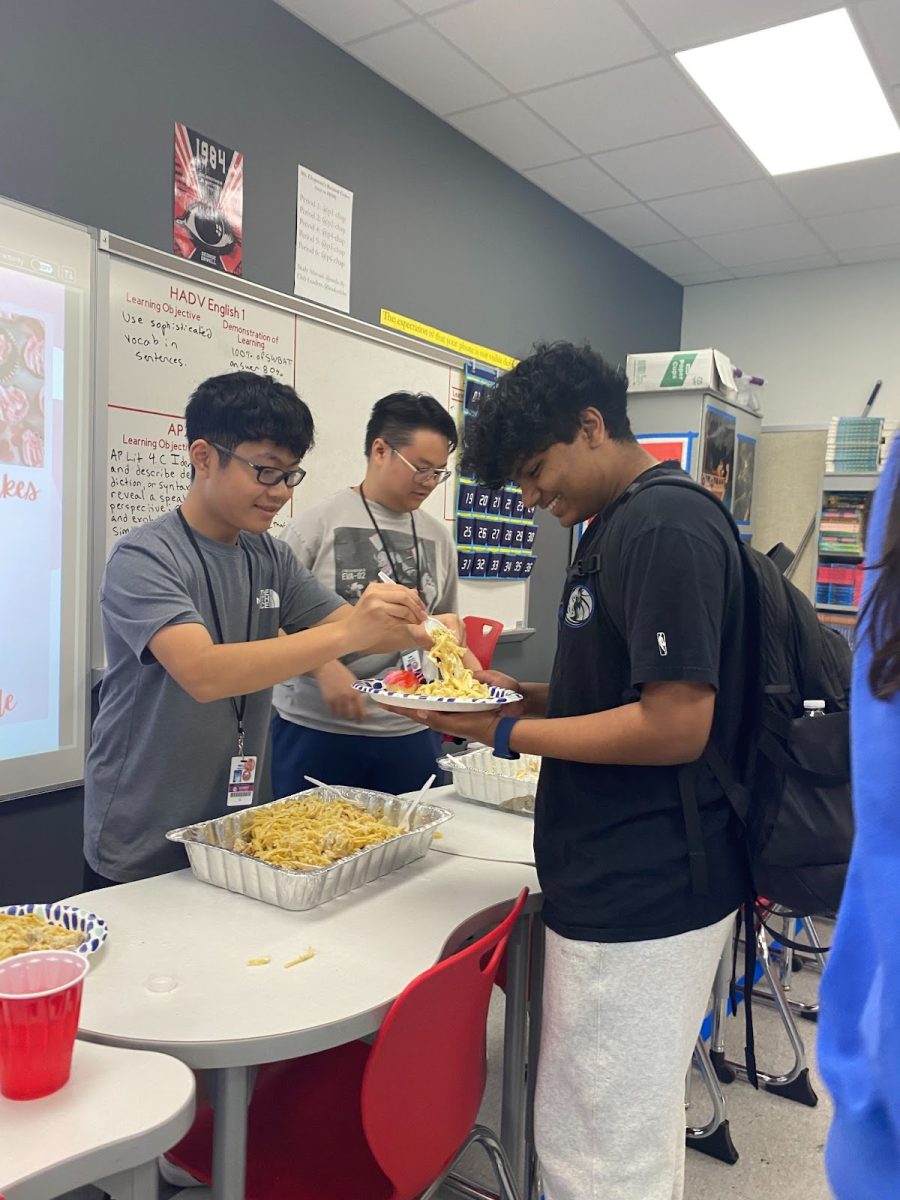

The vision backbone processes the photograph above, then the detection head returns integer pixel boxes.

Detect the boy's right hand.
[345,582,427,651]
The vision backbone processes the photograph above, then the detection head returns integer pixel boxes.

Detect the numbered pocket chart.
[456,477,537,581]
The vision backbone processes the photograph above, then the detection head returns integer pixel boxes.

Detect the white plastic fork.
[402,773,436,831]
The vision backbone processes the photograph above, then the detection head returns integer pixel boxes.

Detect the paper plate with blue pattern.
[0,902,109,958]
[353,678,523,711]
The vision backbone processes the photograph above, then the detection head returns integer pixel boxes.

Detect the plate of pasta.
[353,619,523,711]
[0,903,109,961]
[354,678,522,711]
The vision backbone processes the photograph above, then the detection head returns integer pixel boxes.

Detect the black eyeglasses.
[210,442,307,488]
[385,441,452,485]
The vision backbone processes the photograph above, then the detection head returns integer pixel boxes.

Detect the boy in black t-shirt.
[410,343,750,1200]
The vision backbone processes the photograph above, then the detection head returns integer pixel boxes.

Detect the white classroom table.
[66,806,539,1200]
[0,1039,195,1200]
[428,785,536,865]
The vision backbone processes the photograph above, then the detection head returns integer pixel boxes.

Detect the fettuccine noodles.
[389,623,490,699]
[232,796,399,870]
[0,913,82,961]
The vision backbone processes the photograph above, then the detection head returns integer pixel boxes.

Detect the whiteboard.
[0,196,93,801]
[94,236,528,668]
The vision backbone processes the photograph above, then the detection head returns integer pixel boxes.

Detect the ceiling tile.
[593,126,760,201]
[633,239,725,274]
[776,155,900,217]
[836,242,900,264]
[431,0,654,94]
[810,204,900,250]
[650,180,797,238]
[401,0,466,12]
[728,253,840,278]
[275,0,410,45]
[582,203,680,247]
[621,0,839,53]
[676,269,738,284]
[350,22,505,113]
[447,100,576,169]
[524,58,713,154]
[694,222,828,266]
[856,0,900,87]
[523,158,633,212]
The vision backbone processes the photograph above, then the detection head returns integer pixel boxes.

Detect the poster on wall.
[700,405,736,510]
[294,165,352,312]
[732,434,756,526]
[636,433,695,471]
[173,123,243,275]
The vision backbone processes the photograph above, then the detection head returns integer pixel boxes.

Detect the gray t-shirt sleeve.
[433,521,459,614]
[100,540,205,665]
[276,539,346,633]
[279,511,320,571]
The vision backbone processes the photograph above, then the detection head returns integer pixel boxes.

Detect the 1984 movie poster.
[173,123,243,275]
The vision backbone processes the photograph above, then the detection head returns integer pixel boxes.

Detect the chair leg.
[472,1124,524,1200]
[421,1124,523,1200]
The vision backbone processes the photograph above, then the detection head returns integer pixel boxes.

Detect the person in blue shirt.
[819,432,900,1200]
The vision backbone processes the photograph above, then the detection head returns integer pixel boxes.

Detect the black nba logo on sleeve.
[657,631,668,656]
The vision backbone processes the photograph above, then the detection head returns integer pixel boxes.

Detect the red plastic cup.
[0,950,89,1100]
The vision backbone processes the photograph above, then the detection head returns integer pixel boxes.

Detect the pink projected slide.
[0,268,65,739]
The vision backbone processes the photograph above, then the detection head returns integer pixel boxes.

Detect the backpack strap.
[676,764,710,896]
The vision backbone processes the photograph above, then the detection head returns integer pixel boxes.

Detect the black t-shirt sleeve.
[620,522,728,690]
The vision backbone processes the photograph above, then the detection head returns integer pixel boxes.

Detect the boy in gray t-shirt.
[84,372,427,884]
[272,391,479,797]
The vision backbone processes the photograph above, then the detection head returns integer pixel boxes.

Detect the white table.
[67,839,539,1200]
[428,785,535,865]
[0,1039,194,1200]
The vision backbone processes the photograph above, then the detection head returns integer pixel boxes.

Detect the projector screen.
[0,197,93,801]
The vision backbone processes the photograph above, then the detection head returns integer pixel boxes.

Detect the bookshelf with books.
[815,478,877,648]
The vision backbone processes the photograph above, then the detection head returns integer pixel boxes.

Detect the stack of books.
[826,416,884,473]
[816,561,864,609]
[819,493,866,558]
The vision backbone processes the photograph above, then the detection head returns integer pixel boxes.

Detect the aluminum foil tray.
[438,747,541,816]
[166,786,452,911]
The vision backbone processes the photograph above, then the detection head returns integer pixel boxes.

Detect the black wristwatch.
[493,716,521,760]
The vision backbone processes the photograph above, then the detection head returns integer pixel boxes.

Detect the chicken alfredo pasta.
[387,622,490,699]
[232,795,400,870]
[0,912,82,961]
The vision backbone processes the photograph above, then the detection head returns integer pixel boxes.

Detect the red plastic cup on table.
[0,949,89,1100]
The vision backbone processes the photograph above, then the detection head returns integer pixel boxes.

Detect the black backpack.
[572,471,854,921]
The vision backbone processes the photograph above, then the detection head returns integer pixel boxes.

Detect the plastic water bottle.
[803,700,826,718]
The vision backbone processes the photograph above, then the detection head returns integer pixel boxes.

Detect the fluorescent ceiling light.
[676,9,900,175]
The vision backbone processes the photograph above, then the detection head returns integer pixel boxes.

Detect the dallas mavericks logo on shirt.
[564,584,594,628]
[256,589,280,610]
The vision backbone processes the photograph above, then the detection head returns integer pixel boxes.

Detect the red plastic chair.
[167,888,529,1200]
[463,615,504,670]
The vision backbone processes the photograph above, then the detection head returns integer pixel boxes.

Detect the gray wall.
[0,0,682,902]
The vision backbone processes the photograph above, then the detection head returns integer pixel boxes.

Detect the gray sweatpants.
[534,911,735,1200]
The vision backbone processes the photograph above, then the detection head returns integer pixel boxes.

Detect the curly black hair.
[461,342,632,486]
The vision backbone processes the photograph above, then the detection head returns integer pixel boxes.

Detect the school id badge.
[227,755,257,807]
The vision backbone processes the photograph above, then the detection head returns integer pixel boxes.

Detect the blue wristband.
[493,716,520,760]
